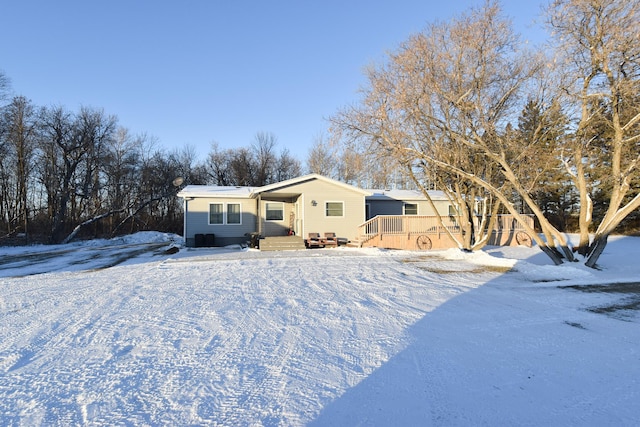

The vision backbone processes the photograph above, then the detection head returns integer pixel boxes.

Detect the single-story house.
[177,174,371,247]
[178,173,530,249]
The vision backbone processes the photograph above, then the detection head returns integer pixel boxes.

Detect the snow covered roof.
[177,176,453,202]
[254,174,371,196]
[366,189,449,201]
[177,185,256,198]
[177,174,372,199]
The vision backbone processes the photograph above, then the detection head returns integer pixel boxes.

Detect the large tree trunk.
[585,234,608,269]
[583,193,640,267]
[573,148,593,256]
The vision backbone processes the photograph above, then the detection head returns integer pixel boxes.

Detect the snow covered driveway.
[1,235,639,425]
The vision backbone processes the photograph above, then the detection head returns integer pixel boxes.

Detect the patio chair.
[306,232,324,248]
[324,232,338,246]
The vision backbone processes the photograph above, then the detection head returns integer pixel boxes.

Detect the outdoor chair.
[306,232,324,248]
[323,232,338,246]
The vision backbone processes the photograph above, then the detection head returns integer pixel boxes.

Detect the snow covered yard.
[1,233,639,426]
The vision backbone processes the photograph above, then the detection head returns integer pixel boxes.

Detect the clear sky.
[0,1,546,164]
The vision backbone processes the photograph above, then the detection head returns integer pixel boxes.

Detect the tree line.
[0,79,303,244]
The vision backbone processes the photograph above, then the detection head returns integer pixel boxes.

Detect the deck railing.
[358,214,533,244]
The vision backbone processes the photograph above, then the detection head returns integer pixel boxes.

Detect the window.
[448,204,458,216]
[266,202,284,221]
[210,203,241,224]
[325,201,344,217]
[227,203,241,224]
[404,203,418,215]
[209,203,223,224]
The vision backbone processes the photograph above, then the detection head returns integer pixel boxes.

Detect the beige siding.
[268,180,365,241]
[260,200,296,237]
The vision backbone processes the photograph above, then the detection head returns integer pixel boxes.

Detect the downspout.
[301,194,305,239]
[257,193,262,236]
[183,197,189,246]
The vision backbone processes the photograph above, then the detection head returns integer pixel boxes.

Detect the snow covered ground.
[1,232,639,426]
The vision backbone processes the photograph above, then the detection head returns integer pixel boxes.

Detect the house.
[178,173,532,250]
[177,174,370,247]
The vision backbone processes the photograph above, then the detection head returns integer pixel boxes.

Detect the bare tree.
[103,128,141,208]
[332,2,556,255]
[171,144,207,185]
[38,106,117,242]
[309,131,415,189]
[252,132,277,186]
[4,97,37,238]
[0,70,212,243]
[0,70,10,104]
[306,134,337,177]
[274,148,301,182]
[230,147,255,186]
[206,142,234,186]
[206,133,301,186]
[332,0,639,267]
[547,0,640,267]
[0,96,37,239]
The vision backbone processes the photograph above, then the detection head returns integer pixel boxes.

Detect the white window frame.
[209,203,224,225]
[265,202,285,221]
[403,203,418,215]
[325,201,344,218]
[227,202,242,225]
[209,202,242,225]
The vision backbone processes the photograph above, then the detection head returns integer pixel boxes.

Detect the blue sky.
[1,1,546,164]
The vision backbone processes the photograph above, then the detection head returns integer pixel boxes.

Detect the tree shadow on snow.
[309,239,640,426]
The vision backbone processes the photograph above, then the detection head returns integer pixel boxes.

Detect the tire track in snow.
[0,272,137,425]
[1,249,483,425]
[207,266,305,425]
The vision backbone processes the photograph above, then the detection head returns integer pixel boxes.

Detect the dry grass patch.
[402,256,513,275]
[561,282,640,321]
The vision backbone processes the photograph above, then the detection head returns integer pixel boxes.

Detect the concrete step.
[259,236,306,251]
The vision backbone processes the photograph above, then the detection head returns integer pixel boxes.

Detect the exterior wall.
[259,198,298,237]
[367,200,402,217]
[183,197,257,247]
[267,179,366,242]
[367,199,452,219]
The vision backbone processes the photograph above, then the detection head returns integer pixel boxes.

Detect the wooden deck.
[357,214,534,250]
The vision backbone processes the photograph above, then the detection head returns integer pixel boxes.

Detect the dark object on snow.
[164,246,180,255]
[245,232,261,248]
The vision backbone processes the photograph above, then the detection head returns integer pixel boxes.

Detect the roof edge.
[254,174,372,196]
